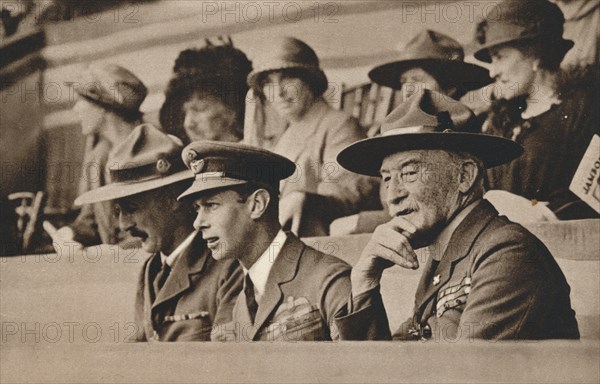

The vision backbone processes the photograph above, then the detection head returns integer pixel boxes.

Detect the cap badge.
[156,158,171,174]
[190,159,206,174]
[186,149,198,161]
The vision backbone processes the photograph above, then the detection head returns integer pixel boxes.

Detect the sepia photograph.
[1,0,598,382]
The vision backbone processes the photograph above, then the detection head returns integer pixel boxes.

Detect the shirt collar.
[160,232,196,267]
[245,229,288,303]
[426,201,479,261]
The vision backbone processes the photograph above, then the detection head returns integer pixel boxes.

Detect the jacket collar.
[249,232,302,339]
[152,232,209,309]
[414,199,498,310]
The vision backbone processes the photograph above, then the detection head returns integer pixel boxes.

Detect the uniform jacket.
[213,233,389,342]
[340,200,580,341]
[133,233,243,342]
[272,98,380,236]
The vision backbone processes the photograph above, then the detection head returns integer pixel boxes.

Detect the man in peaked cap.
[45,63,148,249]
[334,89,579,341]
[75,124,242,342]
[178,141,389,341]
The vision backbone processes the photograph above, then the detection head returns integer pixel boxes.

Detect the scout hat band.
[189,156,290,185]
[110,155,186,183]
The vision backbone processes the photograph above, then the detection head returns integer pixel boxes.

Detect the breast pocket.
[159,311,213,341]
[269,297,325,341]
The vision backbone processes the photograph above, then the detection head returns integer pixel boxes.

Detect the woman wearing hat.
[369,29,491,102]
[160,41,253,145]
[475,0,599,219]
[246,37,380,237]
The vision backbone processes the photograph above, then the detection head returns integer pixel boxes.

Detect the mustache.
[128,227,147,239]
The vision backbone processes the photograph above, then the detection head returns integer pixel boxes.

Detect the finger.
[43,221,58,238]
[372,226,418,263]
[371,243,418,269]
[387,216,417,237]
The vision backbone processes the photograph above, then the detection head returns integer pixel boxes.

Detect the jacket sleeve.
[458,227,565,340]
[131,259,149,342]
[333,285,392,340]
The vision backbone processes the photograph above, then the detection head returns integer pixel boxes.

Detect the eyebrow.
[380,158,422,174]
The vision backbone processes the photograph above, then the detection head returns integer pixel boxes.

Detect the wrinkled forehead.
[380,149,451,173]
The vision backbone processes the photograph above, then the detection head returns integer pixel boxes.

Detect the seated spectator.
[369,29,491,103]
[74,124,242,341]
[44,63,147,249]
[246,37,381,236]
[474,0,599,219]
[160,39,252,145]
[335,89,580,341]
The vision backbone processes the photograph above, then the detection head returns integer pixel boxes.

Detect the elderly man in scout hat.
[245,37,380,237]
[75,124,242,342]
[369,29,491,102]
[178,141,389,341]
[335,89,579,340]
[44,63,147,249]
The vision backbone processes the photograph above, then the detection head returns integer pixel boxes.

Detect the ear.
[248,188,271,220]
[458,160,479,194]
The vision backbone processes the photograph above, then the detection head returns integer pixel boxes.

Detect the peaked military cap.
[178,141,296,200]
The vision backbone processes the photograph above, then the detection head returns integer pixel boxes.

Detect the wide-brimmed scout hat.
[474,0,574,63]
[246,37,328,96]
[178,141,296,201]
[337,90,523,176]
[368,30,491,91]
[74,124,194,205]
[75,63,147,116]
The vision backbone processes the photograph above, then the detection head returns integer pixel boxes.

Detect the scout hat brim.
[337,132,523,177]
[75,170,194,206]
[368,59,492,91]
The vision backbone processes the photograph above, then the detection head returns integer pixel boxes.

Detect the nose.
[385,173,409,207]
[488,63,499,79]
[118,211,134,232]
[193,211,208,231]
[183,112,195,131]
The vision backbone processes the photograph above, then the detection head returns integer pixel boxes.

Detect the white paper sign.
[570,134,600,214]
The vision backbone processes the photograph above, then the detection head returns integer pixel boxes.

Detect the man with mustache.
[335,90,579,341]
[75,124,242,341]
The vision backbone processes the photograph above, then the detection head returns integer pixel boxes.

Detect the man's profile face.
[115,189,175,254]
[182,94,239,142]
[192,188,253,261]
[380,149,462,246]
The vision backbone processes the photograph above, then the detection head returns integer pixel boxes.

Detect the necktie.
[153,262,171,296]
[244,274,259,324]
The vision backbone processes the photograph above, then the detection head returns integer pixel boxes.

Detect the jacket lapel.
[249,233,301,340]
[152,234,208,309]
[414,200,498,312]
